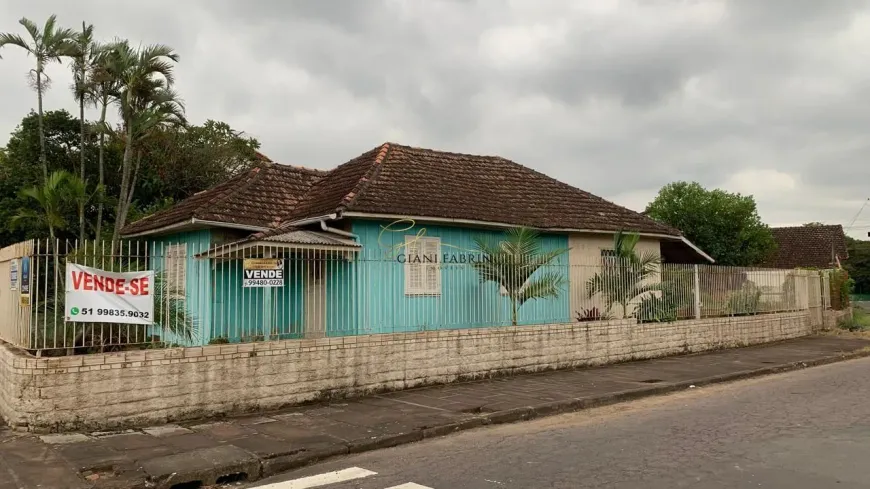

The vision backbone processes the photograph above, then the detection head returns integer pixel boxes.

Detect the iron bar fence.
[0,238,826,355]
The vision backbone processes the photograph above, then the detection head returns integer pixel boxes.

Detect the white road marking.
[383,484,434,489]
[256,467,377,488]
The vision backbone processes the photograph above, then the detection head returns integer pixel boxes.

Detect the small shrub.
[208,336,230,345]
[637,295,678,323]
[726,283,761,316]
[838,318,862,332]
[575,307,611,322]
[240,334,265,343]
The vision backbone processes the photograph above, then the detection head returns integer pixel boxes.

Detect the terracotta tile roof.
[124,142,680,237]
[285,143,680,235]
[763,225,848,269]
[120,163,325,236]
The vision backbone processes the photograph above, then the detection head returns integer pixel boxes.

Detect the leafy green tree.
[136,120,260,203]
[0,15,77,181]
[471,227,567,326]
[12,170,77,244]
[586,231,661,318]
[102,40,186,242]
[0,110,119,245]
[844,236,870,295]
[68,22,97,243]
[644,181,776,266]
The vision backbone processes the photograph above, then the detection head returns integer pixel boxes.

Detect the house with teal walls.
[121,143,713,345]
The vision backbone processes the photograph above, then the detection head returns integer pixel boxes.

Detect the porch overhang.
[195,229,361,259]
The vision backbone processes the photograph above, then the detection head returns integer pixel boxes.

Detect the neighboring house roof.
[121,163,325,236]
[122,142,680,239]
[763,225,848,269]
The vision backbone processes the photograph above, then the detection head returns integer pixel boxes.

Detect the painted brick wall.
[0,311,812,432]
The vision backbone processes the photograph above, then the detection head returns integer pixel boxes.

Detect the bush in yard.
[575,307,612,322]
[726,282,762,316]
[636,282,681,323]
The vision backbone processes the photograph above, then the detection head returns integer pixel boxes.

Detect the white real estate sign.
[65,263,155,324]
[243,258,284,287]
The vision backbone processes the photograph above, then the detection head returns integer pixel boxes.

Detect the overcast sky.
[2,1,870,237]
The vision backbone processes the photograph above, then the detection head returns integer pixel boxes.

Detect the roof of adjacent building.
[122,142,680,237]
[763,225,848,269]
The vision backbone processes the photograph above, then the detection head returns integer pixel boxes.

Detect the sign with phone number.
[68,307,151,320]
[65,263,154,325]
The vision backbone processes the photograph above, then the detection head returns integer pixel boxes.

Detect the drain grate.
[639,379,664,384]
[169,482,202,489]
[216,472,248,484]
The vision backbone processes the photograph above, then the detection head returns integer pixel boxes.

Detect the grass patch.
[839,309,870,332]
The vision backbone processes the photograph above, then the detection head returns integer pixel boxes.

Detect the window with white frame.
[164,244,187,299]
[404,236,441,296]
[600,249,618,267]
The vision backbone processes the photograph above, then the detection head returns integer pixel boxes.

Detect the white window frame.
[600,248,618,267]
[164,243,187,300]
[404,236,441,296]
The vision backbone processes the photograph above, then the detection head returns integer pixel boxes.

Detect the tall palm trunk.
[112,125,135,243]
[78,94,86,244]
[36,68,48,182]
[95,97,107,239]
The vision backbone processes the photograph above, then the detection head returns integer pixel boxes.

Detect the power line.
[846,198,870,232]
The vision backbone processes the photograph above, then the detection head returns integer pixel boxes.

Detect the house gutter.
[286,213,359,239]
[320,220,358,239]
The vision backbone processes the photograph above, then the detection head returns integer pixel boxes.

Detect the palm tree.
[88,41,123,240]
[103,41,186,242]
[586,231,661,318]
[12,170,74,244]
[0,15,77,182]
[472,227,567,326]
[68,22,96,244]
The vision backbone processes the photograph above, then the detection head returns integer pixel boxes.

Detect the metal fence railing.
[0,238,824,355]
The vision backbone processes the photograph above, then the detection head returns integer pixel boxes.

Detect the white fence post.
[693,264,701,319]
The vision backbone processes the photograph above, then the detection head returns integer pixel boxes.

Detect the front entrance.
[304,261,326,338]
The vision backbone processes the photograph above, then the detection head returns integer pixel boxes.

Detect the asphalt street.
[246,356,870,489]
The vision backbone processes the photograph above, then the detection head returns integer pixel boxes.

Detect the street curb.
[104,349,870,487]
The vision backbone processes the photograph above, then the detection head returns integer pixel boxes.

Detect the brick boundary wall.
[0,311,812,432]
[822,308,852,330]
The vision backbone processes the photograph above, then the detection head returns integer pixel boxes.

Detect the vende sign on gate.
[243,258,284,287]
[65,263,154,324]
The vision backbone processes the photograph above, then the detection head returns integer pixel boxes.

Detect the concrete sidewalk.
[2,335,868,489]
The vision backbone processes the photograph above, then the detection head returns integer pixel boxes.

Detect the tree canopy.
[844,236,870,295]
[0,110,259,246]
[0,15,262,247]
[644,181,776,266]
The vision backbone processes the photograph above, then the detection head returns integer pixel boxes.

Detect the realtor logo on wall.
[243,258,284,288]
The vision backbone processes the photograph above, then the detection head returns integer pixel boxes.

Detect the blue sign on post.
[20,257,30,295]
[19,256,30,307]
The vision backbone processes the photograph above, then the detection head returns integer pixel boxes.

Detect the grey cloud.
[2,0,870,237]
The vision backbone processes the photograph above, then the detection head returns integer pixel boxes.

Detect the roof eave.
[337,211,684,239]
[121,218,270,238]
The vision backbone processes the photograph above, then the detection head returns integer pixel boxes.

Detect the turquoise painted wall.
[211,258,306,342]
[349,219,571,334]
[148,230,212,346]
